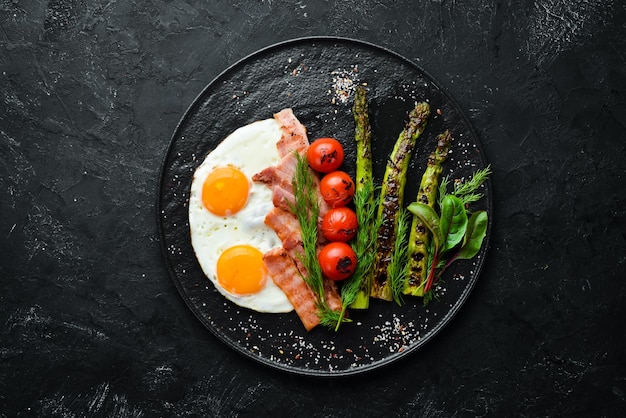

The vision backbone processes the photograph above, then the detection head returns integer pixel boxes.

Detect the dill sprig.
[291,152,338,325]
[319,307,343,329]
[291,153,324,301]
[332,181,379,330]
[388,207,411,305]
[439,165,491,208]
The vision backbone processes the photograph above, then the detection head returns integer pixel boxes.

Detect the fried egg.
[188,118,293,313]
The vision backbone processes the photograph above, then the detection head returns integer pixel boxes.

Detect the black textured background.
[1,1,625,416]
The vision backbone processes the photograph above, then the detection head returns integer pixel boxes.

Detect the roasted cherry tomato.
[319,171,355,208]
[306,137,344,173]
[317,242,357,281]
[321,207,358,242]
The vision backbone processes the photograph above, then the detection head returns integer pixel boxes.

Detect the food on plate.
[320,207,358,242]
[408,165,491,304]
[306,137,345,173]
[343,86,378,314]
[200,167,250,217]
[254,109,343,330]
[275,108,309,156]
[404,130,453,297]
[352,86,374,194]
[263,247,321,331]
[188,118,295,313]
[254,149,331,218]
[370,101,431,301]
[318,242,357,281]
[319,171,355,208]
[188,81,491,331]
[386,205,412,305]
[289,151,344,328]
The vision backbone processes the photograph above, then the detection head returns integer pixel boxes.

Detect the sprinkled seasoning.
[329,67,359,104]
[371,315,419,354]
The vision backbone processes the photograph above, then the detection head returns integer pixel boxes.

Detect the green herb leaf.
[452,165,491,207]
[440,194,468,253]
[389,207,411,305]
[291,152,325,304]
[437,175,450,209]
[336,182,379,328]
[455,210,488,260]
[407,202,442,251]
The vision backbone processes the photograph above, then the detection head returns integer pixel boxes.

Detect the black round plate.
[157,37,492,377]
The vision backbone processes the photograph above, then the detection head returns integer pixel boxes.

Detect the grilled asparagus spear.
[348,86,377,310]
[353,86,373,194]
[404,130,453,296]
[370,102,431,300]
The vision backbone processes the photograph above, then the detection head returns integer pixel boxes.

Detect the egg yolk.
[202,166,249,216]
[216,245,267,295]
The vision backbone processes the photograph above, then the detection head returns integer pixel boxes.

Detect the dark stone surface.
[1,0,625,416]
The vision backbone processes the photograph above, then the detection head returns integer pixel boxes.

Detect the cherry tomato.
[319,171,355,208]
[317,242,357,281]
[321,207,358,242]
[306,137,345,173]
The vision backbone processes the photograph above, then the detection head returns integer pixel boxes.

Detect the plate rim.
[156,36,493,377]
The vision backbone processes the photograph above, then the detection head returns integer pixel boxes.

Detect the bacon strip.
[274,243,342,324]
[324,280,343,312]
[274,149,299,176]
[264,212,313,278]
[264,198,341,327]
[253,152,331,217]
[252,155,295,195]
[264,207,302,251]
[291,247,342,314]
[274,108,309,157]
[263,247,320,331]
[271,186,296,213]
[265,206,330,255]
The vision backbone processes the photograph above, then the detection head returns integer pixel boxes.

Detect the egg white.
[189,118,294,313]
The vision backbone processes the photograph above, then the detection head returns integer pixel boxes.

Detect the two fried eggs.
[188,118,293,313]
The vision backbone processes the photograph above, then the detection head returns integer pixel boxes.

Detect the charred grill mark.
[410,225,427,245]
[336,256,355,275]
[387,158,400,171]
[321,149,339,165]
